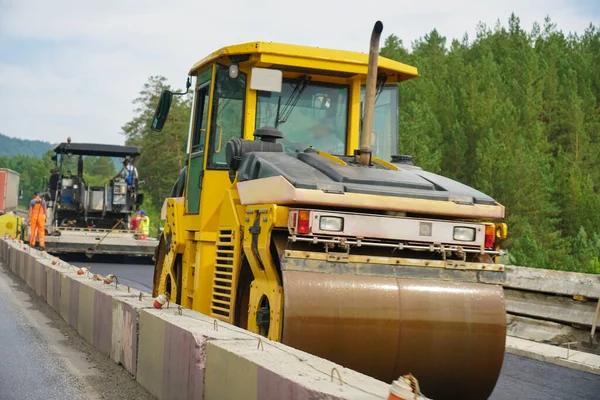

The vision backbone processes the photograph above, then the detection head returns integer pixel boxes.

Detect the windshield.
[58,154,122,186]
[360,85,398,162]
[255,79,349,155]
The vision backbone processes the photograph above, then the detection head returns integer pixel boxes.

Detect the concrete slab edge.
[505,336,600,376]
[503,265,600,298]
[0,238,391,400]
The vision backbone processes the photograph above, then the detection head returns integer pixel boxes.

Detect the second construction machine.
[151,21,509,399]
[40,139,158,258]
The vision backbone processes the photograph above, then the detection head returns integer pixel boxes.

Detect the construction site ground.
[1,246,599,400]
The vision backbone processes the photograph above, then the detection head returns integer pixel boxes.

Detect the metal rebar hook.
[330,367,343,385]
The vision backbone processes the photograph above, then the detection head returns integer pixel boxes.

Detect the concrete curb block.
[0,238,391,400]
[503,265,600,298]
[136,306,388,400]
[506,336,600,375]
[52,264,152,378]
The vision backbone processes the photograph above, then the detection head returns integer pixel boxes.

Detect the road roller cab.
[152,24,508,399]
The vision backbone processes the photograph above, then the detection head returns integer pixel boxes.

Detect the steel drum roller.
[281,271,506,400]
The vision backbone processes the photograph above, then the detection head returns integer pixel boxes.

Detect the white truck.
[0,168,20,214]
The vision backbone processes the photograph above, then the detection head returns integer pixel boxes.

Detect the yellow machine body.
[152,40,508,399]
[0,213,24,239]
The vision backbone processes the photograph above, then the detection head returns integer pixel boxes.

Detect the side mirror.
[151,90,173,132]
[19,189,23,199]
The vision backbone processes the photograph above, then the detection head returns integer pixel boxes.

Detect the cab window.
[207,65,246,169]
[255,79,349,155]
[360,84,398,162]
[191,83,210,153]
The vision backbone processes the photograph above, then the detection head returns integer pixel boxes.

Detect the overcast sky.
[0,0,598,145]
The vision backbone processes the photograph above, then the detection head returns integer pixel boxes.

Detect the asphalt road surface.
[82,256,600,400]
[0,270,77,400]
[489,353,600,400]
[70,257,154,293]
[0,261,153,400]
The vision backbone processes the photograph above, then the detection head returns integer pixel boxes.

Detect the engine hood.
[235,151,497,206]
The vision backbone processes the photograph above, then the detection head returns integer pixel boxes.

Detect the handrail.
[215,124,223,153]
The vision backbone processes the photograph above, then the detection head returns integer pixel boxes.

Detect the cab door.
[185,69,212,214]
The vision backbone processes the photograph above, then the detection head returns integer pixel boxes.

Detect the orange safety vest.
[29,199,46,247]
[30,201,46,220]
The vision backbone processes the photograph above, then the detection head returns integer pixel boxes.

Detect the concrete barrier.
[136,306,386,400]
[51,265,153,377]
[45,258,62,312]
[112,294,151,375]
[0,238,392,400]
[502,265,600,298]
[505,288,599,327]
[507,314,594,346]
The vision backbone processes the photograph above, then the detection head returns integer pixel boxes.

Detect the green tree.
[121,76,192,211]
[383,15,600,273]
[509,223,550,269]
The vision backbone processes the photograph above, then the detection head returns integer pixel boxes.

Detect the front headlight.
[453,226,476,242]
[319,216,343,232]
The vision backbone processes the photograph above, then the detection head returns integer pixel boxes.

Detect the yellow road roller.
[151,21,508,399]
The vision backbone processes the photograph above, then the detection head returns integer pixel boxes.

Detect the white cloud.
[0,0,597,145]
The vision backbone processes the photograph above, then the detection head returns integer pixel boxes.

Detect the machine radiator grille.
[211,228,237,322]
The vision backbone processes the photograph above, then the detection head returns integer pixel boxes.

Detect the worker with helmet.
[118,159,139,186]
[138,210,149,240]
[28,192,47,248]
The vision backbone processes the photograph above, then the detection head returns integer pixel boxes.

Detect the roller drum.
[281,271,506,400]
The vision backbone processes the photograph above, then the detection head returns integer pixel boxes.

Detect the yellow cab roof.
[188,41,419,83]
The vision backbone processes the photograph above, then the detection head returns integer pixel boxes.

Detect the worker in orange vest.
[28,192,47,248]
